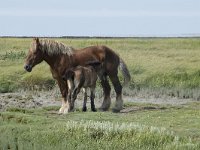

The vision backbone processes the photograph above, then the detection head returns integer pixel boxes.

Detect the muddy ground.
[0,87,195,112]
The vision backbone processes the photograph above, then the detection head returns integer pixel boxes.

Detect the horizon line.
[0,35,200,38]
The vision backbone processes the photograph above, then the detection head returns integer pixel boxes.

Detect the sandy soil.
[0,88,195,112]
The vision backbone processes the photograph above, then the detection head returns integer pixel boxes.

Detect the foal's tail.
[119,58,131,86]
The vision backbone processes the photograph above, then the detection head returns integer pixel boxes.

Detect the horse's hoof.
[99,107,108,112]
[58,107,64,114]
[58,111,63,115]
[82,107,87,112]
[112,108,121,113]
[63,108,69,114]
[69,108,75,112]
[58,111,62,114]
[92,108,97,112]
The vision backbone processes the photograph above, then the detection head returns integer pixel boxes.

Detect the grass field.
[1,37,200,98]
[1,37,200,149]
[1,102,200,150]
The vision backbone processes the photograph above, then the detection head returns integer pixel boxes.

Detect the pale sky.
[0,0,200,37]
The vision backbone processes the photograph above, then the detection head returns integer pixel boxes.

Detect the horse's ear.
[36,38,39,44]
[33,37,39,44]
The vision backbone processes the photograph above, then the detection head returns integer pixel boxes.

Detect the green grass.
[1,37,200,98]
[1,102,200,149]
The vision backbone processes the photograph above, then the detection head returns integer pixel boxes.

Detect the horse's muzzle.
[24,64,32,72]
[62,75,66,81]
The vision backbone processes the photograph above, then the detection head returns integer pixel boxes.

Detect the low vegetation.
[1,102,200,149]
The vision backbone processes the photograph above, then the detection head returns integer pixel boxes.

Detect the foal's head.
[62,69,76,91]
[62,69,75,81]
[24,38,44,72]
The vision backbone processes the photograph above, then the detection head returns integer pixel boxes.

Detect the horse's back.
[74,45,120,76]
[84,46,120,73]
[76,45,119,65]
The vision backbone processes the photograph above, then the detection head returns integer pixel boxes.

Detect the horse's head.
[24,38,44,72]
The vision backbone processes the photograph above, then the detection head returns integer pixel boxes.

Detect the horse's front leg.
[57,80,70,114]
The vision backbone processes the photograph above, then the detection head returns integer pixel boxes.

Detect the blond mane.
[39,39,74,56]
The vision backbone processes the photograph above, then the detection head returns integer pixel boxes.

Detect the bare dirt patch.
[0,90,195,112]
[120,104,167,113]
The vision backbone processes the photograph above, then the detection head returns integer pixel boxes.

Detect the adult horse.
[24,38,130,114]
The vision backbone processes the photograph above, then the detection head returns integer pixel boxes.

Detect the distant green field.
[1,37,200,99]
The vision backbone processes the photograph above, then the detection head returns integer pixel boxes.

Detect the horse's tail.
[119,58,131,86]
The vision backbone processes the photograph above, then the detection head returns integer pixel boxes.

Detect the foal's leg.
[66,89,71,106]
[99,75,111,111]
[82,88,87,112]
[90,87,97,112]
[67,89,74,112]
[71,86,81,110]
[72,87,81,101]
[109,74,123,113]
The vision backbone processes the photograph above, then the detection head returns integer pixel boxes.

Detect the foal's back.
[79,66,97,88]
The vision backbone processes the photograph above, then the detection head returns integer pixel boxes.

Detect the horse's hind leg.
[82,88,87,112]
[90,87,97,112]
[109,74,123,113]
[99,75,111,111]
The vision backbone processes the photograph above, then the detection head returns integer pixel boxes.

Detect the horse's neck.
[43,54,71,78]
[43,54,59,68]
[43,54,59,71]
